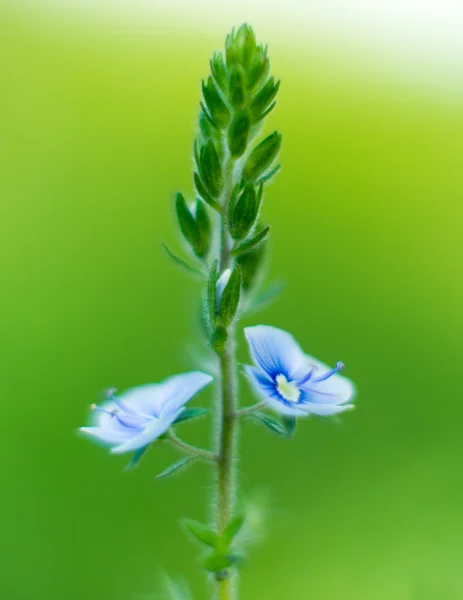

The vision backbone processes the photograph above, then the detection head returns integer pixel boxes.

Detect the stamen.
[91,403,141,429]
[312,361,344,383]
[297,367,315,386]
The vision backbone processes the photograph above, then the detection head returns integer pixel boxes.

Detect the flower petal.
[79,426,132,445]
[244,365,308,417]
[110,411,180,454]
[244,325,306,379]
[158,371,214,416]
[298,403,355,416]
[115,372,213,420]
[299,355,356,405]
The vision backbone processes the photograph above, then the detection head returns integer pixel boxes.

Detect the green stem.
[235,401,266,417]
[167,429,217,461]
[215,152,239,600]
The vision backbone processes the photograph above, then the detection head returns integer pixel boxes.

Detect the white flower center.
[276,374,300,403]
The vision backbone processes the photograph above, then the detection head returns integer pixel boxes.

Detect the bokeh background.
[2,1,463,599]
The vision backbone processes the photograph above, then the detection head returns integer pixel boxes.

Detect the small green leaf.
[175,192,200,253]
[202,552,241,573]
[156,456,196,480]
[161,243,203,276]
[243,132,282,182]
[229,184,258,241]
[222,516,245,547]
[200,140,223,198]
[195,199,211,258]
[231,226,270,257]
[260,163,281,184]
[246,46,269,92]
[250,412,293,437]
[173,407,209,424]
[210,52,228,94]
[281,416,297,438]
[250,77,280,122]
[206,259,218,329]
[228,66,246,109]
[227,183,241,225]
[124,445,149,472]
[194,172,222,213]
[183,519,219,548]
[202,77,231,129]
[228,112,251,158]
[218,266,241,327]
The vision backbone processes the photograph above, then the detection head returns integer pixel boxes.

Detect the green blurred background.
[1,2,463,599]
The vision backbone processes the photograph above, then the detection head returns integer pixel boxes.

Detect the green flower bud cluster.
[167,24,282,353]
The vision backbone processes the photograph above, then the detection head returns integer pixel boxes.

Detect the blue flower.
[244,326,355,417]
[80,371,213,454]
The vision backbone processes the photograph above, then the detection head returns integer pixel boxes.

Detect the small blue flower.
[80,371,213,454]
[244,325,355,417]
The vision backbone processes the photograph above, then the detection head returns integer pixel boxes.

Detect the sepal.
[156,456,196,480]
[243,132,282,181]
[202,77,231,129]
[228,111,251,157]
[229,183,258,241]
[199,140,223,198]
[218,266,242,327]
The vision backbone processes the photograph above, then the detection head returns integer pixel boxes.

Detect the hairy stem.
[215,153,239,600]
[167,429,217,460]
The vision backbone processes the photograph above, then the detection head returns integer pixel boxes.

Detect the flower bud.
[228,111,251,158]
[250,77,280,122]
[202,77,231,129]
[243,132,282,181]
[235,24,256,68]
[200,140,223,198]
[228,65,246,109]
[210,52,228,94]
[246,46,269,92]
[229,183,258,241]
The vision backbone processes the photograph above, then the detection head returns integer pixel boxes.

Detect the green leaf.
[260,163,281,184]
[124,445,149,472]
[175,192,200,253]
[227,183,241,225]
[161,243,203,276]
[246,46,269,92]
[228,112,251,158]
[250,77,280,122]
[195,199,211,258]
[231,226,270,257]
[281,416,297,438]
[218,266,241,327]
[183,519,219,548]
[222,516,245,547]
[243,132,282,181]
[206,259,218,329]
[201,77,231,129]
[194,172,222,213]
[210,52,228,94]
[156,456,196,480]
[200,140,223,198]
[173,407,209,424]
[228,66,246,109]
[229,184,258,241]
[250,412,293,437]
[202,552,241,573]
